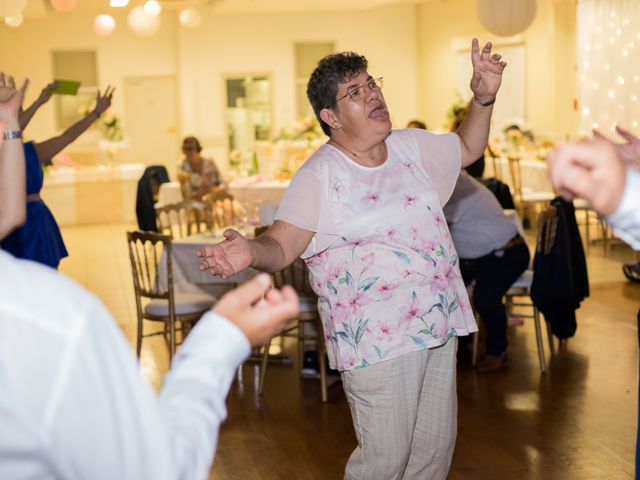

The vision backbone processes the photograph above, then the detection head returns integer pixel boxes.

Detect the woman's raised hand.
[469,38,507,103]
[196,228,254,279]
[0,73,26,125]
[93,85,115,116]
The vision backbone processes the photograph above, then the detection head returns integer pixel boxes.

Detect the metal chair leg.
[471,330,480,367]
[319,333,328,403]
[533,307,547,373]
[259,338,272,395]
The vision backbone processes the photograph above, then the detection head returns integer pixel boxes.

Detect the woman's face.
[331,71,391,143]
[182,141,199,161]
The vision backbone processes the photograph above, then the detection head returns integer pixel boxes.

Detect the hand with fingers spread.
[547,139,625,216]
[213,273,299,346]
[92,85,115,117]
[469,38,507,105]
[593,125,640,169]
[196,228,253,279]
[0,72,27,128]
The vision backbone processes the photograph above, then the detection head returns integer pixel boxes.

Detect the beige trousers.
[341,338,458,480]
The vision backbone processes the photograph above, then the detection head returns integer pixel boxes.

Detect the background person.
[443,170,529,372]
[0,82,114,268]
[196,38,506,479]
[178,136,221,200]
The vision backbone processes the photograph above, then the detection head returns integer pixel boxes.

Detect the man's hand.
[593,125,640,169]
[197,228,253,278]
[547,139,626,216]
[213,273,299,347]
[469,38,507,104]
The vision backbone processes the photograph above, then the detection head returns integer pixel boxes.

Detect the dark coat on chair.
[135,166,170,232]
[481,177,516,210]
[531,197,590,339]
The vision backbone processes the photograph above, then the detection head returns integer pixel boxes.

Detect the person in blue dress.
[1,81,114,268]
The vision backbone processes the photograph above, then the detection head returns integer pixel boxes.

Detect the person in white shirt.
[0,73,301,480]
[547,132,640,480]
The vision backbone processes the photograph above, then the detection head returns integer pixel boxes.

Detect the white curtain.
[577,0,640,136]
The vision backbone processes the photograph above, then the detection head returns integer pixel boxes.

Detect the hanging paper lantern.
[94,14,116,36]
[477,0,537,37]
[127,5,160,37]
[143,0,161,16]
[0,0,27,18]
[4,13,22,27]
[179,7,202,29]
[50,0,76,13]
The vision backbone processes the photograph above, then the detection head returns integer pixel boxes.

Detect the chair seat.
[508,269,533,290]
[145,292,216,317]
[299,295,319,314]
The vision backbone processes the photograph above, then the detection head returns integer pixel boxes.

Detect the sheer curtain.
[577,0,640,136]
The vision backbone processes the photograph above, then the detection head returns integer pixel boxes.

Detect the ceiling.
[24,0,429,18]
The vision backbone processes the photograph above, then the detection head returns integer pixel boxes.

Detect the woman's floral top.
[275,129,477,371]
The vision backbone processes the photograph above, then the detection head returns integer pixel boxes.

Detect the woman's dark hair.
[307,52,368,136]
[182,136,202,153]
[407,120,427,130]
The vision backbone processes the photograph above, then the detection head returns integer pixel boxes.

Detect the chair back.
[206,197,238,232]
[126,230,173,302]
[272,258,317,298]
[536,205,559,255]
[155,201,208,239]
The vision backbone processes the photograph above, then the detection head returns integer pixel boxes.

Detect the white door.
[123,75,179,173]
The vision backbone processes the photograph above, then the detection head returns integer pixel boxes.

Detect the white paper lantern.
[127,5,160,37]
[143,0,161,16]
[0,0,27,18]
[50,0,76,13]
[477,0,537,37]
[94,14,116,36]
[179,7,202,29]
[4,13,22,27]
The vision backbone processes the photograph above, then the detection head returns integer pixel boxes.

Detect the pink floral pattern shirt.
[275,129,477,371]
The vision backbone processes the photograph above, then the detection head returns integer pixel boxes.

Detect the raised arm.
[197,220,315,278]
[18,80,57,131]
[456,38,507,168]
[593,125,640,169]
[0,73,27,239]
[34,85,114,164]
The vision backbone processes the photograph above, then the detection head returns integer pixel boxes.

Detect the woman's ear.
[320,108,340,130]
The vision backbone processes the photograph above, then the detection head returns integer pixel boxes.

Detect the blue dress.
[1,142,68,268]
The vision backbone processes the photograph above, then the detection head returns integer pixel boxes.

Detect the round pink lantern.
[477,0,537,37]
[94,14,116,36]
[50,0,76,12]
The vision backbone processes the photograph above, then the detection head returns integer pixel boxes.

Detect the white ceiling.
[24,0,429,17]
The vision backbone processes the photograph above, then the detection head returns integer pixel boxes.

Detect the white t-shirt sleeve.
[275,167,339,258]
[411,130,462,206]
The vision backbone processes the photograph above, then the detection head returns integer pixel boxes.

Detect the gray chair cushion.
[509,269,533,290]
[145,292,216,317]
[299,296,318,313]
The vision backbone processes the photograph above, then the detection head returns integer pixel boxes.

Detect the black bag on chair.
[135,165,170,232]
[481,177,516,210]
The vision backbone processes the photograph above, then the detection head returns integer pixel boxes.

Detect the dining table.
[162,229,259,297]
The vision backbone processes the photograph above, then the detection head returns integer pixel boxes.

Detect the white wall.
[0,4,418,168]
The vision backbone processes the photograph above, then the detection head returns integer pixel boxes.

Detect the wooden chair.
[258,258,329,402]
[507,153,555,226]
[471,207,557,373]
[202,192,238,232]
[155,201,209,239]
[126,230,216,362]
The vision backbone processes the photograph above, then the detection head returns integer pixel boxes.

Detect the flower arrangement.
[276,116,325,142]
[78,103,124,142]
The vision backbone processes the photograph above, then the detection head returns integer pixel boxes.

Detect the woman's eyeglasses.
[325,77,383,108]
[182,146,196,152]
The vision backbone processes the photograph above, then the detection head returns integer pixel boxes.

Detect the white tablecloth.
[163,232,258,297]
[156,182,183,207]
[228,179,290,208]
[484,157,553,194]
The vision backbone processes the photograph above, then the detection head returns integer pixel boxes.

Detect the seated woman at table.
[178,136,222,200]
[1,80,114,269]
[197,39,506,479]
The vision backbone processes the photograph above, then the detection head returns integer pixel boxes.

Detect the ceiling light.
[110,0,129,7]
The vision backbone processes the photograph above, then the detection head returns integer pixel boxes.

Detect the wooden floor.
[59,222,640,479]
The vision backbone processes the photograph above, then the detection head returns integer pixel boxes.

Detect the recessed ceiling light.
[110,0,129,7]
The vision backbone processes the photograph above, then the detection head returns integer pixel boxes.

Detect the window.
[294,42,334,119]
[52,50,98,130]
